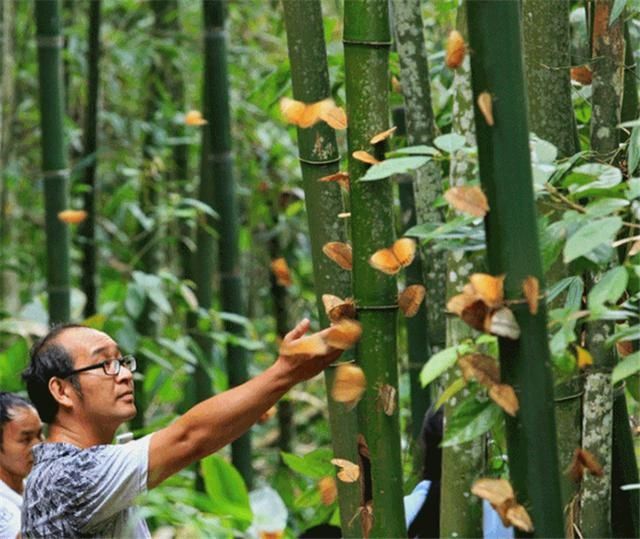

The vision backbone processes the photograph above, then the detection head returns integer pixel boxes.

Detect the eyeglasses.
[63,355,137,378]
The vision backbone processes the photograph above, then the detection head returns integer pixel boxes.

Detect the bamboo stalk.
[204,0,252,487]
[35,0,71,324]
[79,0,101,318]
[466,2,565,536]
[281,1,361,533]
[344,1,406,536]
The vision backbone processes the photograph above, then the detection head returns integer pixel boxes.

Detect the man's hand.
[273,318,343,385]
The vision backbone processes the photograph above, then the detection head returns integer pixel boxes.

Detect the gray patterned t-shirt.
[21,435,152,538]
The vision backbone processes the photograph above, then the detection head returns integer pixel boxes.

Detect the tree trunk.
[440,7,485,536]
[35,0,71,324]
[206,0,252,487]
[621,21,639,131]
[522,0,578,157]
[79,0,101,318]
[590,0,625,159]
[466,2,565,536]
[344,1,406,536]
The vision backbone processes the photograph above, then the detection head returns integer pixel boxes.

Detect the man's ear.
[48,377,76,411]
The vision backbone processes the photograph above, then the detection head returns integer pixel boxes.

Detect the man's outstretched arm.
[147,319,341,488]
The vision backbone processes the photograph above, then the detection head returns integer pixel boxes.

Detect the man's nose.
[116,365,134,383]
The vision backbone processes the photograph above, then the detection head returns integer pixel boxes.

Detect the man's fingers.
[283,318,311,343]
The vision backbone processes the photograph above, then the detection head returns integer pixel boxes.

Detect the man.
[0,393,42,539]
[21,320,341,537]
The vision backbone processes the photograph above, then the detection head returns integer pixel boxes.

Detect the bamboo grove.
[0,0,638,537]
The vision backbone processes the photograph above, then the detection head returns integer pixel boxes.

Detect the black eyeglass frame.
[62,355,137,378]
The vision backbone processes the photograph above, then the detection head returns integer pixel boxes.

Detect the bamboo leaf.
[563,217,623,262]
[420,343,473,387]
[606,324,640,346]
[434,133,467,153]
[612,352,640,384]
[547,276,580,304]
[609,0,627,26]
[200,455,252,523]
[441,398,502,447]
[361,156,430,182]
[587,266,629,309]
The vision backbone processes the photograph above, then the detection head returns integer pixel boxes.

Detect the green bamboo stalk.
[35,0,71,324]
[590,0,625,158]
[440,7,484,536]
[267,224,294,455]
[393,107,430,451]
[204,0,252,487]
[466,2,564,536]
[611,383,640,538]
[79,0,101,318]
[344,1,406,536]
[281,1,361,533]
[522,0,578,157]
[0,0,18,313]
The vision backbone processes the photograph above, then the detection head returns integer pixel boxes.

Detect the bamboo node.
[356,303,398,311]
[37,36,64,48]
[42,169,70,179]
[298,156,341,166]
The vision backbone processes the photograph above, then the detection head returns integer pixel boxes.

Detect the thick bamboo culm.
[466,2,565,536]
[205,0,253,487]
[35,0,71,324]
[281,0,361,534]
[79,0,101,318]
[344,1,406,536]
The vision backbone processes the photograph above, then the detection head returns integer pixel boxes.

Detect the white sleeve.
[0,505,20,539]
[78,434,152,527]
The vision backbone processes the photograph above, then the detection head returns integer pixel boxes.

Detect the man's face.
[56,327,137,426]
[0,406,42,480]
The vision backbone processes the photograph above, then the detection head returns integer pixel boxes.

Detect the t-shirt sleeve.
[0,505,20,539]
[79,434,152,528]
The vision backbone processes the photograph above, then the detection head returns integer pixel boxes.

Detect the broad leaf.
[563,217,623,263]
[361,156,430,181]
[281,448,334,480]
[612,352,640,384]
[609,0,627,26]
[584,198,629,217]
[200,455,252,524]
[441,398,502,447]
[420,343,472,387]
[434,133,466,153]
[587,267,628,309]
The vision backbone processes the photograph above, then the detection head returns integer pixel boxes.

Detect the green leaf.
[125,283,146,319]
[566,163,622,195]
[588,267,629,309]
[360,156,430,181]
[280,448,334,480]
[563,217,623,263]
[609,0,627,26]
[547,276,580,304]
[606,324,640,346]
[420,343,472,387]
[434,133,466,153]
[0,339,29,391]
[435,377,467,409]
[441,398,502,447]
[612,352,640,384]
[584,198,629,217]
[387,145,440,157]
[200,454,252,524]
[531,137,558,164]
[629,125,640,175]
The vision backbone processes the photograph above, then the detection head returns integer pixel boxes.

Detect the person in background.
[21,321,342,537]
[0,393,42,539]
